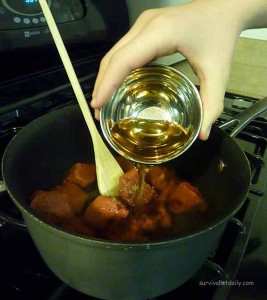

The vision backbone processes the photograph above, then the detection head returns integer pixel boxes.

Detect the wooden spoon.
[39,0,123,196]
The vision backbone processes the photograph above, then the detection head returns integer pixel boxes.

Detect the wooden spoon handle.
[39,0,96,133]
[39,0,123,196]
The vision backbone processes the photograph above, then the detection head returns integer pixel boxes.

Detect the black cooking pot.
[1,97,266,299]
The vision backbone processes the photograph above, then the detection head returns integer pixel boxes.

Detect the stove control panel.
[0,0,129,55]
[0,0,85,30]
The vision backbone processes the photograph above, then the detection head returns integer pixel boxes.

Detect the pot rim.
[1,104,252,249]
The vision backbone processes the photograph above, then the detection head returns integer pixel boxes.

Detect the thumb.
[198,73,226,140]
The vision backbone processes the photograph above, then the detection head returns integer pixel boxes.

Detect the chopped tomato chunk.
[83,196,129,229]
[116,156,135,172]
[119,168,139,206]
[146,166,176,192]
[56,182,89,214]
[119,168,155,207]
[30,190,74,224]
[65,217,95,237]
[167,182,207,213]
[66,163,96,189]
[30,156,208,241]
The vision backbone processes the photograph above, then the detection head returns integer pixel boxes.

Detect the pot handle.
[0,181,27,230]
[0,213,27,229]
[219,96,267,137]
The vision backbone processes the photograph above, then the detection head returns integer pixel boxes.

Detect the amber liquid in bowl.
[108,117,190,163]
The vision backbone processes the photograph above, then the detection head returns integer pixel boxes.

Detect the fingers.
[92,9,161,108]
[93,12,152,93]
[94,108,100,120]
[198,69,227,140]
[91,9,176,109]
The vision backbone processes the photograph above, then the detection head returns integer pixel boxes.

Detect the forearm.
[242,0,267,29]
[193,0,267,31]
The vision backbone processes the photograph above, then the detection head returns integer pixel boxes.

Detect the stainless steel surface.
[100,64,202,164]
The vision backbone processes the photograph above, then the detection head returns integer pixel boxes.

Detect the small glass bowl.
[100,64,202,164]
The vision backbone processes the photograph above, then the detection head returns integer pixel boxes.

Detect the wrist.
[193,0,267,31]
[222,0,267,30]
[241,0,267,30]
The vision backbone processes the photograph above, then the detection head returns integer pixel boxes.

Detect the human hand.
[91,0,267,140]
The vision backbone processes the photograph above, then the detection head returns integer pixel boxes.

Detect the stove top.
[0,60,266,299]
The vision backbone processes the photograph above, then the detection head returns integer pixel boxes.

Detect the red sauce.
[30,158,207,242]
